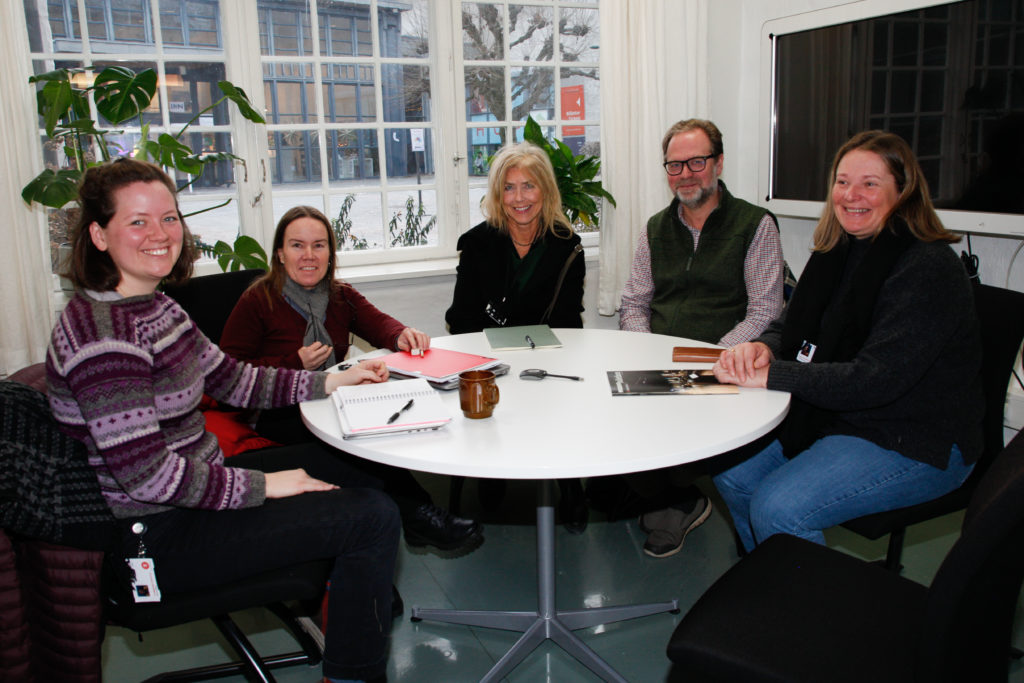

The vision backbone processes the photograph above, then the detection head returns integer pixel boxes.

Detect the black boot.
[403,502,484,551]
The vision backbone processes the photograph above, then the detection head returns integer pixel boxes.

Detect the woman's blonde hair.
[480,142,573,238]
[813,130,959,251]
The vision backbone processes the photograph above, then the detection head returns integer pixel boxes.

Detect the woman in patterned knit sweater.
[46,159,397,683]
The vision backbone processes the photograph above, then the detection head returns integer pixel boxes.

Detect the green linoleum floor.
[101,476,1024,682]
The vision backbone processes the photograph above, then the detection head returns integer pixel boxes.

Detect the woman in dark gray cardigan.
[711,131,982,551]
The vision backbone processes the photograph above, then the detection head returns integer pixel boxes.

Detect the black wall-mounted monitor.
[770,0,1024,218]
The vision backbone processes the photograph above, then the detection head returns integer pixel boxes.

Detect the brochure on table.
[607,369,738,396]
[331,378,451,439]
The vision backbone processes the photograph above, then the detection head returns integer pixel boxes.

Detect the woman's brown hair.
[250,205,344,308]
[813,130,959,251]
[66,158,196,291]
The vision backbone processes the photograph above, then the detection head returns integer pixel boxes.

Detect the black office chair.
[840,284,1024,572]
[104,560,330,683]
[162,268,265,344]
[666,427,1024,683]
[3,357,331,682]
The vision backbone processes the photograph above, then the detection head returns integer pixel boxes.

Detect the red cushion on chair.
[199,396,279,457]
[8,363,47,393]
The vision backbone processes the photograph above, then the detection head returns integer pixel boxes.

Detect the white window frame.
[21,0,603,281]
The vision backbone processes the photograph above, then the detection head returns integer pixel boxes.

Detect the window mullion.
[309,0,330,204]
[221,1,275,254]
[430,0,466,250]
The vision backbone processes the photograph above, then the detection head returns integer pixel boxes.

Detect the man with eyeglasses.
[617,118,784,559]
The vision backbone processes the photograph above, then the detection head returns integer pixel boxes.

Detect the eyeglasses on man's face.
[663,154,717,175]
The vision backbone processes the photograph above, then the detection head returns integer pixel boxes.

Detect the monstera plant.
[23,65,269,272]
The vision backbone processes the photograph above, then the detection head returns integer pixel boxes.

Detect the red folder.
[378,348,499,383]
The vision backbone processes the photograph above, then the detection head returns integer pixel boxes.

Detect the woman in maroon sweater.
[221,206,482,553]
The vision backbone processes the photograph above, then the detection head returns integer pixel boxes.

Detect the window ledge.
[334,241,600,285]
[185,235,600,287]
[335,257,460,284]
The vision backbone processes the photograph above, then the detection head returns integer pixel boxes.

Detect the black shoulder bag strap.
[540,243,583,324]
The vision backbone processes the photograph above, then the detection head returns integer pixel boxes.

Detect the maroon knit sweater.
[221,282,406,368]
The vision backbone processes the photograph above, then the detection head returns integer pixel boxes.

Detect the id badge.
[127,557,162,602]
[797,341,817,363]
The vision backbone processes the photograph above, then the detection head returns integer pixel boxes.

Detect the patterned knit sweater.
[45,290,327,518]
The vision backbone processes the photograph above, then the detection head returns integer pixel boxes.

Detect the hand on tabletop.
[713,342,773,388]
[396,327,431,354]
[325,358,389,393]
[265,468,338,498]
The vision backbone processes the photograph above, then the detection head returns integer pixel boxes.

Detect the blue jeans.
[712,435,974,552]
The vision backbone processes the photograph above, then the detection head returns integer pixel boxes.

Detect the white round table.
[301,329,790,682]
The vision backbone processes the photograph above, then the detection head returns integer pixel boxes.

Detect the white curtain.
[597,0,709,316]
[0,5,56,376]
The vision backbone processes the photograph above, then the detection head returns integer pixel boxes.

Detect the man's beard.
[676,183,716,210]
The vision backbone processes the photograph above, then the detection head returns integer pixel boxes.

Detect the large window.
[461,1,601,229]
[258,1,437,253]
[23,0,603,274]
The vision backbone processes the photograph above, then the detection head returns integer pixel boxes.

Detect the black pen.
[387,398,414,424]
[525,335,535,349]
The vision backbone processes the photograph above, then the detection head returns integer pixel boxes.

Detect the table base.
[410,480,680,682]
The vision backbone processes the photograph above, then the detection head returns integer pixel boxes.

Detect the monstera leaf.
[21,169,82,210]
[93,67,157,125]
[217,81,266,124]
[24,64,270,272]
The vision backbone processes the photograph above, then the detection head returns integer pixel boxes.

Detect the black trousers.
[113,444,400,680]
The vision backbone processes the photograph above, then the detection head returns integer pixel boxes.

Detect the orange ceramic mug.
[459,369,500,419]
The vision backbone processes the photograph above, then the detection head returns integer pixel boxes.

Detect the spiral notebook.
[331,378,452,439]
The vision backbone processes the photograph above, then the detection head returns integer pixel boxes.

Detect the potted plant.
[23,65,269,272]
[521,115,617,229]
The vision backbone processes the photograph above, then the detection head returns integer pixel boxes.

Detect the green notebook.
[484,325,562,351]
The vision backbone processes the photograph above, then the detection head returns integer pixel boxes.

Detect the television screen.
[771,0,1024,216]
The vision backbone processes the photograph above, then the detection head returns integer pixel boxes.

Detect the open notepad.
[331,378,451,439]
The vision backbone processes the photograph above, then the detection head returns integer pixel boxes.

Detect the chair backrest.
[916,427,1024,682]
[839,284,1024,544]
[0,381,114,550]
[973,284,1024,471]
[162,269,265,344]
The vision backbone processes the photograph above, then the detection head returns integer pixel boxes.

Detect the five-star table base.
[410,480,679,681]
